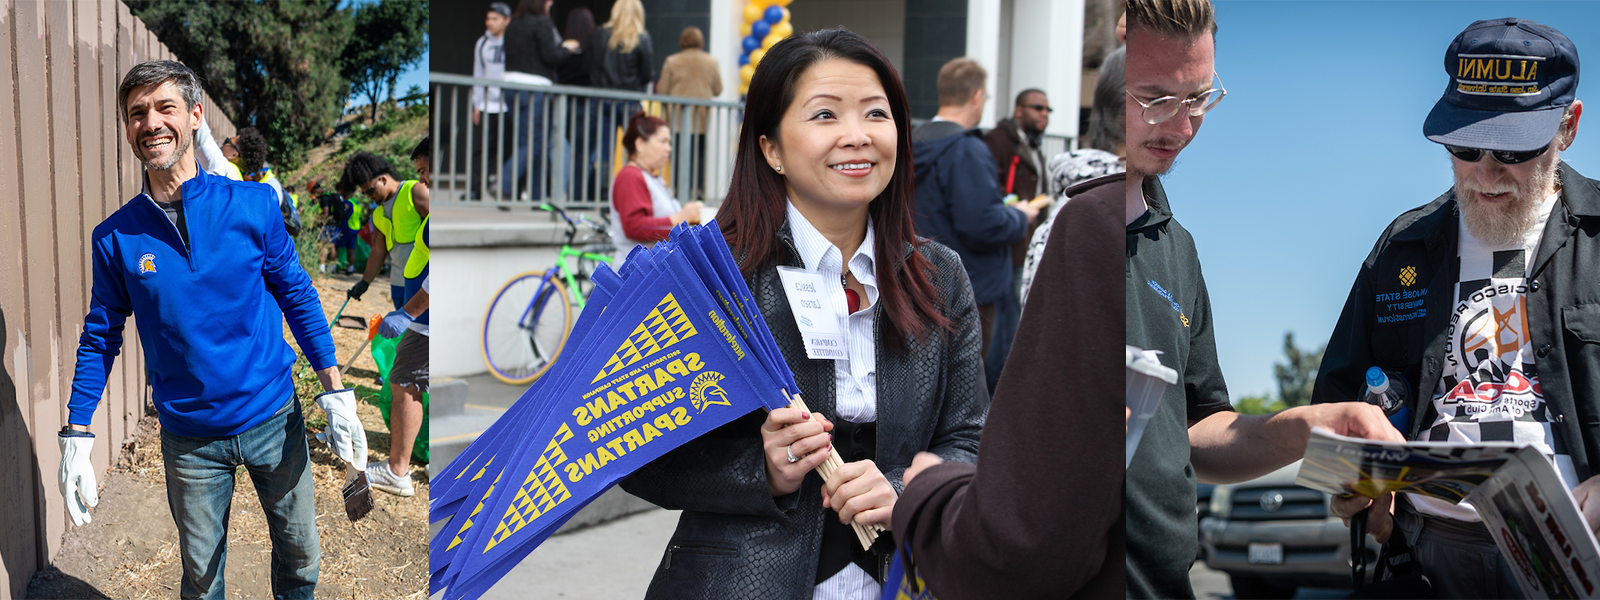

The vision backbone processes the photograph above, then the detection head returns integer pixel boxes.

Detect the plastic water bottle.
[1363,366,1411,434]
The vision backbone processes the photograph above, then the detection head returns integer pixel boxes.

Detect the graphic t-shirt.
[472,32,506,114]
[1411,190,1579,521]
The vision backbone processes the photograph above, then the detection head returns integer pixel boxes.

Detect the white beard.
[1453,157,1558,246]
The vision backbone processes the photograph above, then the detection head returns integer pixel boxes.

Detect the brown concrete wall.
[0,2,236,596]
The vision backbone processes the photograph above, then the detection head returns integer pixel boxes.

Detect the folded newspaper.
[1296,428,1600,598]
[1295,426,1522,501]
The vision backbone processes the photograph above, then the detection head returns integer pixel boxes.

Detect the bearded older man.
[1314,17,1600,599]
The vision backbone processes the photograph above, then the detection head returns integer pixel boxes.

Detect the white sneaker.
[365,461,415,497]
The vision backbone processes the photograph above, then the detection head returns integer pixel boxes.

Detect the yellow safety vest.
[347,198,363,230]
[404,215,429,279]
[222,159,243,181]
[372,180,422,251]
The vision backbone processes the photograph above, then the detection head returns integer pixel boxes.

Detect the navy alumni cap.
[1423,18,1579,152]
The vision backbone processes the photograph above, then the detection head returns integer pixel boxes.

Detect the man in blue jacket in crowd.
[61,60,366,600]
[912,57,1038,366]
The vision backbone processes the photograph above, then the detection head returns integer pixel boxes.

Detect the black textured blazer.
[621,222,990,600]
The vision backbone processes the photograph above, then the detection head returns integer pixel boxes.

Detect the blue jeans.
[162,397,319,600]
[500,89,547,200]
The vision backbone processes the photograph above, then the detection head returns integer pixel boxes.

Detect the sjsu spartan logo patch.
[137,253,157,275]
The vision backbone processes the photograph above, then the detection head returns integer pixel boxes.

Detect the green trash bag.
[353,236,372,271]
[370,334,429,464]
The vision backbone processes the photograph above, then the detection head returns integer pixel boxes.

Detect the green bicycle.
[481,203,615,385]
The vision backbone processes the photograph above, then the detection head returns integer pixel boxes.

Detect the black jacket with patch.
[1314,162,1600,481]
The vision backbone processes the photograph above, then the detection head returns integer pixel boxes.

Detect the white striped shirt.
[785,200,881,600]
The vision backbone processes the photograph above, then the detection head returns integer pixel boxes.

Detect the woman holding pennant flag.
[620,28,989,599]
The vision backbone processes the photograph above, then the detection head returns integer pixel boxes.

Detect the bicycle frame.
[523,203,614,323]
[518,268,564,337]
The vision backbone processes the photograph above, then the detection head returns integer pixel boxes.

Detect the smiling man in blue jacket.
[60,60,366,600]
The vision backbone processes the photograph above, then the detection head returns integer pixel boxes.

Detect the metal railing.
[429,73,1077,211]
[430,73,745,209]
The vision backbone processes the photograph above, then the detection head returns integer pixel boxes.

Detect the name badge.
[776,266,847,360]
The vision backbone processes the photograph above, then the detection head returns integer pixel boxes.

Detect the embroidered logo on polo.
[1455,54,1544,97]
[1431,247,1547,444]
[137,253,157,275]
[1400,266,1418,287]
[591,293,698,383]
[1146,280,1189,328]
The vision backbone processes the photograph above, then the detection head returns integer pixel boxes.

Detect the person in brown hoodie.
[890,173,1126,600]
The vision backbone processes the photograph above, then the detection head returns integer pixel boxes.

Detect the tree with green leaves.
[1235,394,1287,416]
[341,0,428,125]
[126,0,355,171]
[1274,332,1325,408]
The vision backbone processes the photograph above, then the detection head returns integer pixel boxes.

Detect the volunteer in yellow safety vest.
[343,152,428,310]
[363,139,432,497]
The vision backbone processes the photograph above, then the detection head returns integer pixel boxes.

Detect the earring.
[775,165,783,173]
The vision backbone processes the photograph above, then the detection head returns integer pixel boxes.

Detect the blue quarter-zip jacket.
[69,166,338,437]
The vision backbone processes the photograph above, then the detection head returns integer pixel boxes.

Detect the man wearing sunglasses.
[1124,2,1403,597]
[981,88,1052,390]
[344,152,428,311]
[1314,18,1600,597]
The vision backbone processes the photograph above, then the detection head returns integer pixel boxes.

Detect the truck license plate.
[1248,542,1284,565]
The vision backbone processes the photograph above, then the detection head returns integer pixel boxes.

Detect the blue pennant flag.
[429,221,797,599]
[882,548,941,600]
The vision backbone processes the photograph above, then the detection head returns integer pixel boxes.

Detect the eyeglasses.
[222,138,237,152]
[1126,72,1227,125]
[1444,144,1551,165]
[1023,103,1054,113]
[359,180,381,199]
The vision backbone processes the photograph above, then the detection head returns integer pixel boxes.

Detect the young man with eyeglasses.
[1312,18,1600,598]
[1123,2,1402,597]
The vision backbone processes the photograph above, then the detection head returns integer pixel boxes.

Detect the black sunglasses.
[1022,103,1054,113]
[1445,144,1550,165]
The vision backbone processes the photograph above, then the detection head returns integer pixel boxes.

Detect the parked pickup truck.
[1199,460,1381,598]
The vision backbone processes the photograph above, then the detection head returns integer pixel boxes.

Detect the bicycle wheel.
[482,271,573,385]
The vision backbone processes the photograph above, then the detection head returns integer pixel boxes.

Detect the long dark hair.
[564,7,595,51]
[718,28,949,352]
[511,0,546,20]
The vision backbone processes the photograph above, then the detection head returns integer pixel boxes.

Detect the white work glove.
[58,431,98,527]
[314,389,368,468]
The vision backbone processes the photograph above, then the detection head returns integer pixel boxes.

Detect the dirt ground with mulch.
[26,273,429,600]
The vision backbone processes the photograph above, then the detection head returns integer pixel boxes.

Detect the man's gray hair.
[1084,45,1126,153]
[116,60,202,123]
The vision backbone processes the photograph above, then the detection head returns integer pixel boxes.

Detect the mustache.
[1458,180,1515,196]
[140,128,177,144]
[1142,137,1187,150]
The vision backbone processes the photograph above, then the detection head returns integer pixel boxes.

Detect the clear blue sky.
[1160,1,1600,402]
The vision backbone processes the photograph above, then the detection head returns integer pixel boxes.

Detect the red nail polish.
[802,412,810,420]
